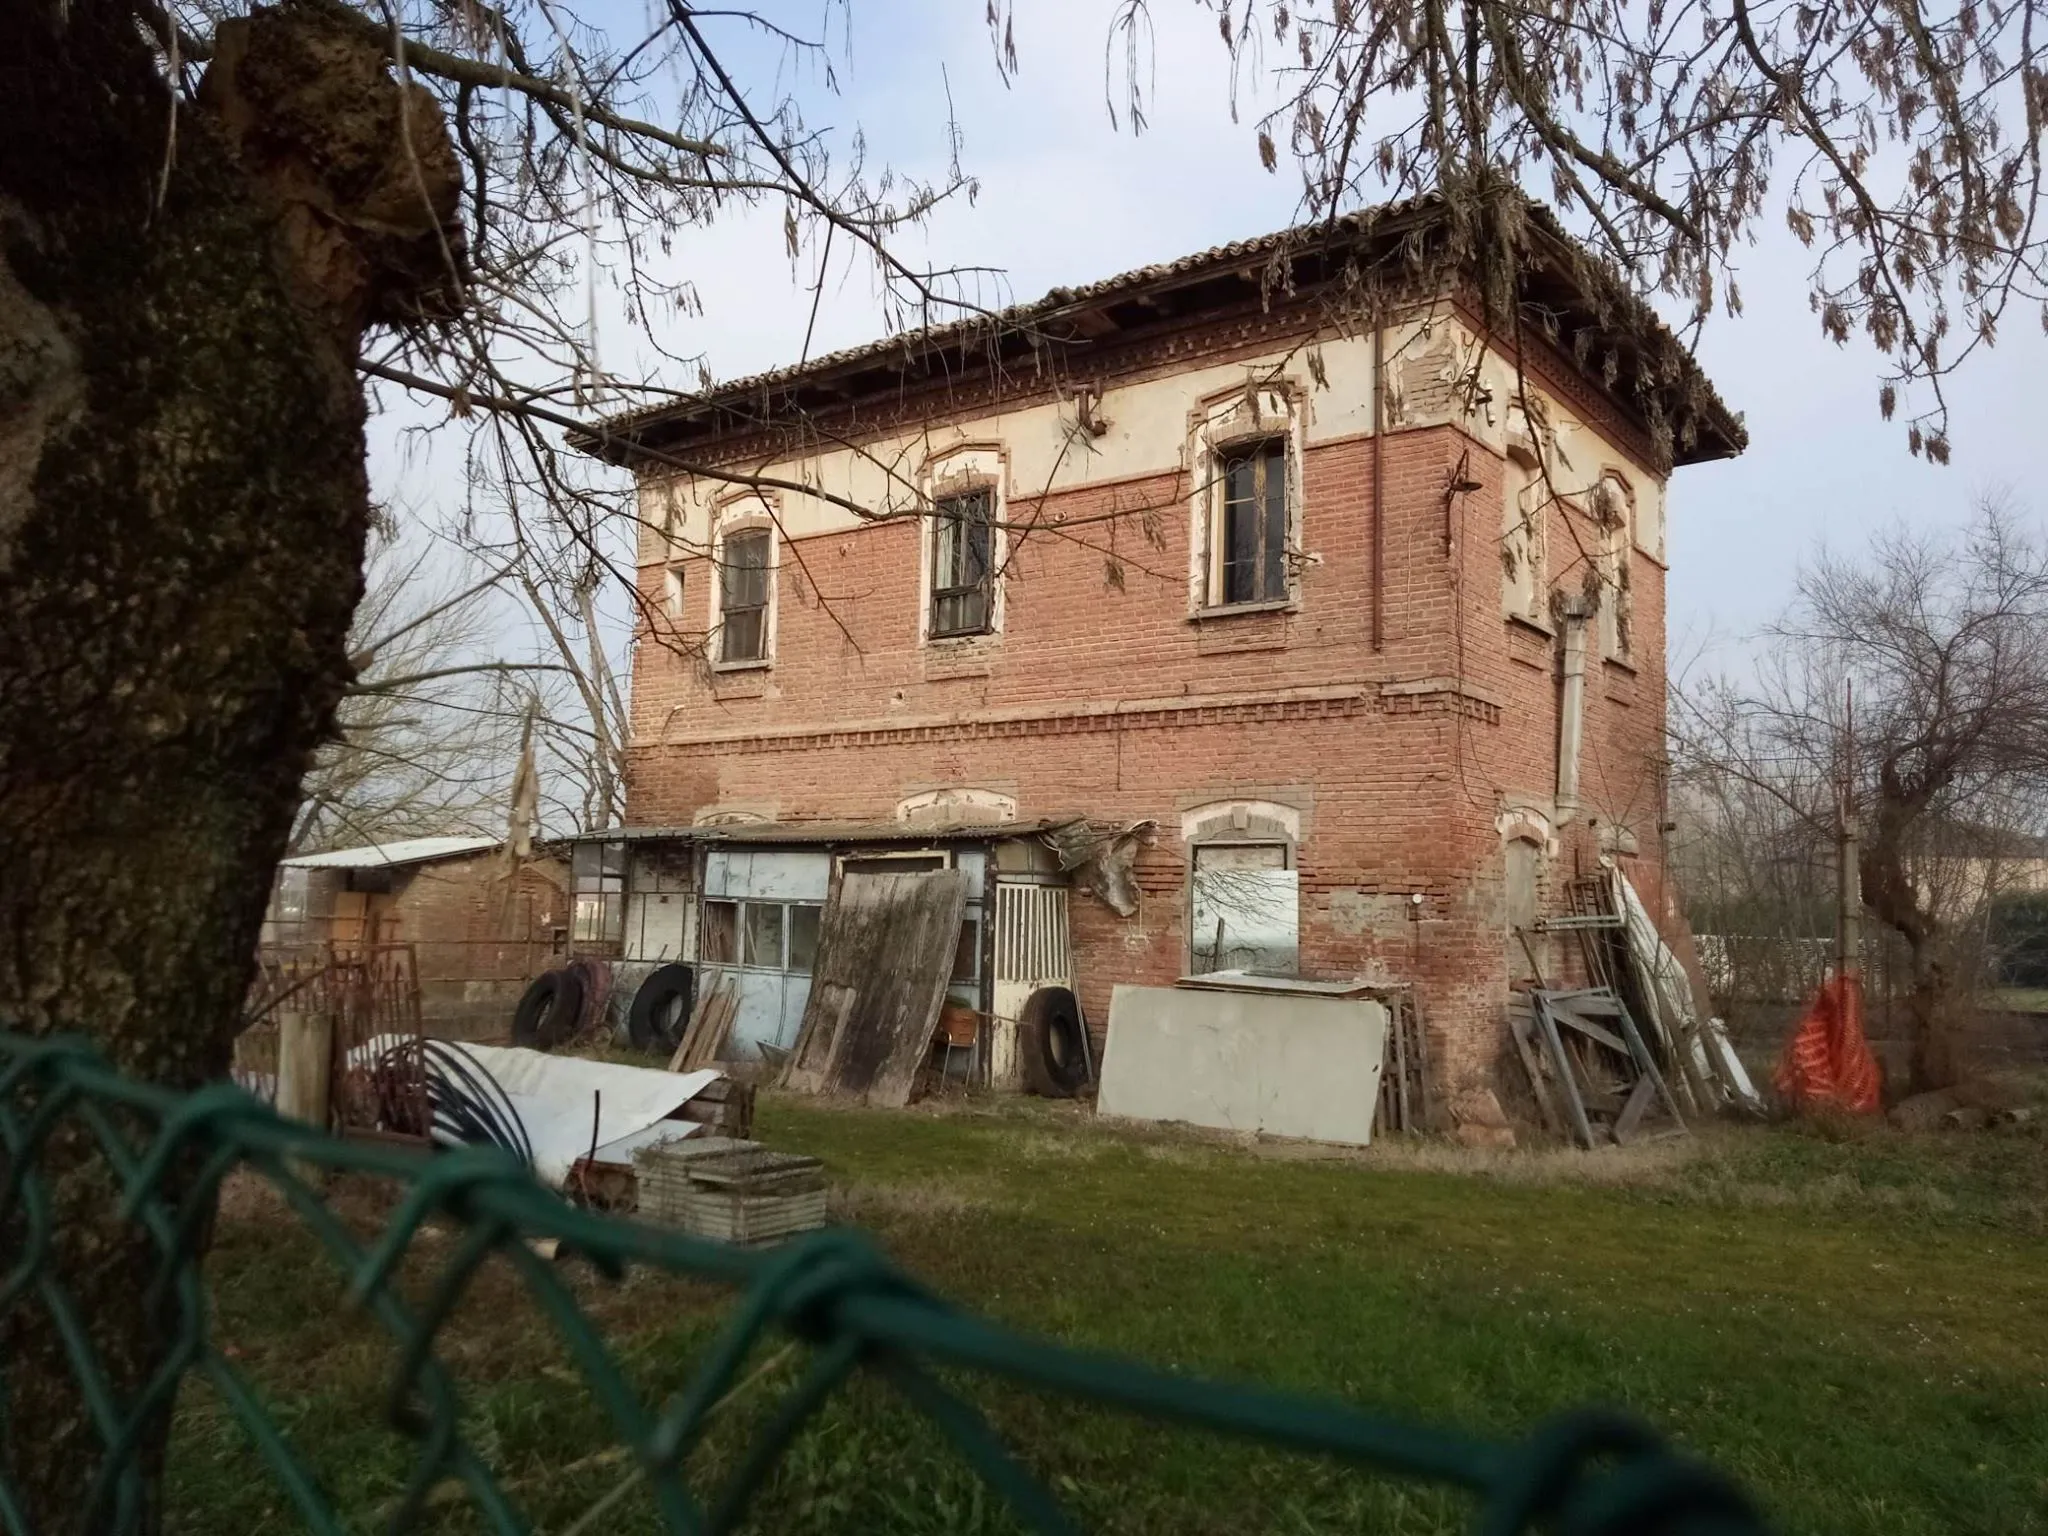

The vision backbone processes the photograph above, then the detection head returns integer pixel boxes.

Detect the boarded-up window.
[930,489,994,637]
[700,899,738,963]
[1214,440,1289,606]
[719,528,771,663]
[1505,839,1542,982]
[1594,476,1633,662]
[1189,843,1298,974]
[1501,463,1546,624]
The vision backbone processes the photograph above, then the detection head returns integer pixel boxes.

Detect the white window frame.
[711,504,777,671]
[919,445,1008,645]
[1189,387,1304,615]
[1180,799,1303,975]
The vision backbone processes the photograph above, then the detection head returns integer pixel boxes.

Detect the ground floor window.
[571,841,626,944]
[700,898,821,975]
[1189,841,1299,974]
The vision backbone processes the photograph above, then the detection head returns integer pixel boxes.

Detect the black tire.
[511,968,585,1050]
[1020,986,1090,1098]
[628,963,696,1053]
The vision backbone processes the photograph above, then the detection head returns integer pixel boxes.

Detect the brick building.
[264,837,568,1039]
[575,199,1743,1097]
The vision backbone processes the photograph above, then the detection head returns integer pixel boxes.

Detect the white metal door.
[990,883,1072,1090]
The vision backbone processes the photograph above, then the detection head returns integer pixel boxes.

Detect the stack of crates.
[634,1137,827,1247]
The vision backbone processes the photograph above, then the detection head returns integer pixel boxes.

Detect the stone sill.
[1189,597,1298,622]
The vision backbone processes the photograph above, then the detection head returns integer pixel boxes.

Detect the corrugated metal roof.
[574,195,1743,465]
[558,816,1083,848]
[281,835,501,870]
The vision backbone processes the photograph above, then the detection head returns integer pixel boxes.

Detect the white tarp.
[1612,869,1764,1112]
[352,1036,721,1186]
[454,1044,721,1185]
[1097,983,1386,1146]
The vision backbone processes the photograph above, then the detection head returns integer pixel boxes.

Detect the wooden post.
[276,1008,333,1129]
[1838,680,1862,984]
[1838,816,1863,983]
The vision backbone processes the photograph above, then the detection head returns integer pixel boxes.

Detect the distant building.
[263,836,568,1039]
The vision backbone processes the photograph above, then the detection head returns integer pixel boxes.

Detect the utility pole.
[1837,680,1862,985]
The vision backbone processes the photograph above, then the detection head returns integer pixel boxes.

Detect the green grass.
[164,1101,2048,1534]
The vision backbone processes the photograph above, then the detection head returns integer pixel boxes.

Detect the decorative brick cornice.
[627,675,1505,761]
[1379,675,1505,725]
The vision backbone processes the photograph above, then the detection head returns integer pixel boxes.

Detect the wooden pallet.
[634,1140,827,1247]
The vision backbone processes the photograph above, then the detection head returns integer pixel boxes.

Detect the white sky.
[368,0,2048,666]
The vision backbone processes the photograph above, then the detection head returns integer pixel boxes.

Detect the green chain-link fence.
[0,1031,1769,1534]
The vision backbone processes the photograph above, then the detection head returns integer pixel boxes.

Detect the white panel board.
[1097,984,1386,1146]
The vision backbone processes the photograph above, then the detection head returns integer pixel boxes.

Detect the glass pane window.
[700,900,739,964]
[573,894,623,944]
[787,904,822,974]
[742,901,785,969]
[930,489,994,637]
[719,529,771,662]
[1217,439,1288,605]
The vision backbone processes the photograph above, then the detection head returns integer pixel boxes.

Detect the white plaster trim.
[1180,798,1303,845]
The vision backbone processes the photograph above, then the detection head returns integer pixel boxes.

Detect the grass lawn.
[167,1098,2048,1534]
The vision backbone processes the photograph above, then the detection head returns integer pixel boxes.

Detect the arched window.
[1181,800,1301,975]
[1594,472,1634,663]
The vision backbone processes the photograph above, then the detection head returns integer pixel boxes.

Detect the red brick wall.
[627,409,1678,1095]
[383,855,569,1039]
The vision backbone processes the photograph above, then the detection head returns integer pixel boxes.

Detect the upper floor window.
[1215,440,1290,606]
[1593,474,1634,664]
[930,489,995,638]
[1501,458,1548,626]
[717,526,772,665]
[1190,386,1301,614]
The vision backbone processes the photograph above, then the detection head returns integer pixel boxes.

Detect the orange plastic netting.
[1774,974,1882,1113]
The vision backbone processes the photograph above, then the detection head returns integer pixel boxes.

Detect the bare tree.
[1676,497,2048,1090]
[289,523,532,852]
[0,1,974,1522]
[1066,0,2048,458]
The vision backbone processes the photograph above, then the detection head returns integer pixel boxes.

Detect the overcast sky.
[369,0,2048,667]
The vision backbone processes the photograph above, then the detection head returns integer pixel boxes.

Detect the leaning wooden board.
[781,870,968,1107]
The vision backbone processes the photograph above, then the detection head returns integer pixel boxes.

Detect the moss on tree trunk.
[0,1,459,1525]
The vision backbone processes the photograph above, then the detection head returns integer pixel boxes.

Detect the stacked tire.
[627,963,696,1054]
[511,967,584,1050]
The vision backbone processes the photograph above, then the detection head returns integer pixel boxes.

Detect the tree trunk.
[1899,939,1962,1093]
[0,2,459,1527]
[1860,820,1962,1094]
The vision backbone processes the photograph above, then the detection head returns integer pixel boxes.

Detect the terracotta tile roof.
[576,195,1743,466]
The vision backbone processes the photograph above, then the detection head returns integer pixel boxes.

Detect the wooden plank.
[785,871,969,1107]
[699,986,740,1067]
[667,978,718,1073]
[1547,1007,1629,1057]
[1611,1075,1656,1143]
[1391,994,1412,1132]
[1612,993,1687,1134]
[1507,1010,1563,1135]
[1532,995,1598,1149]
